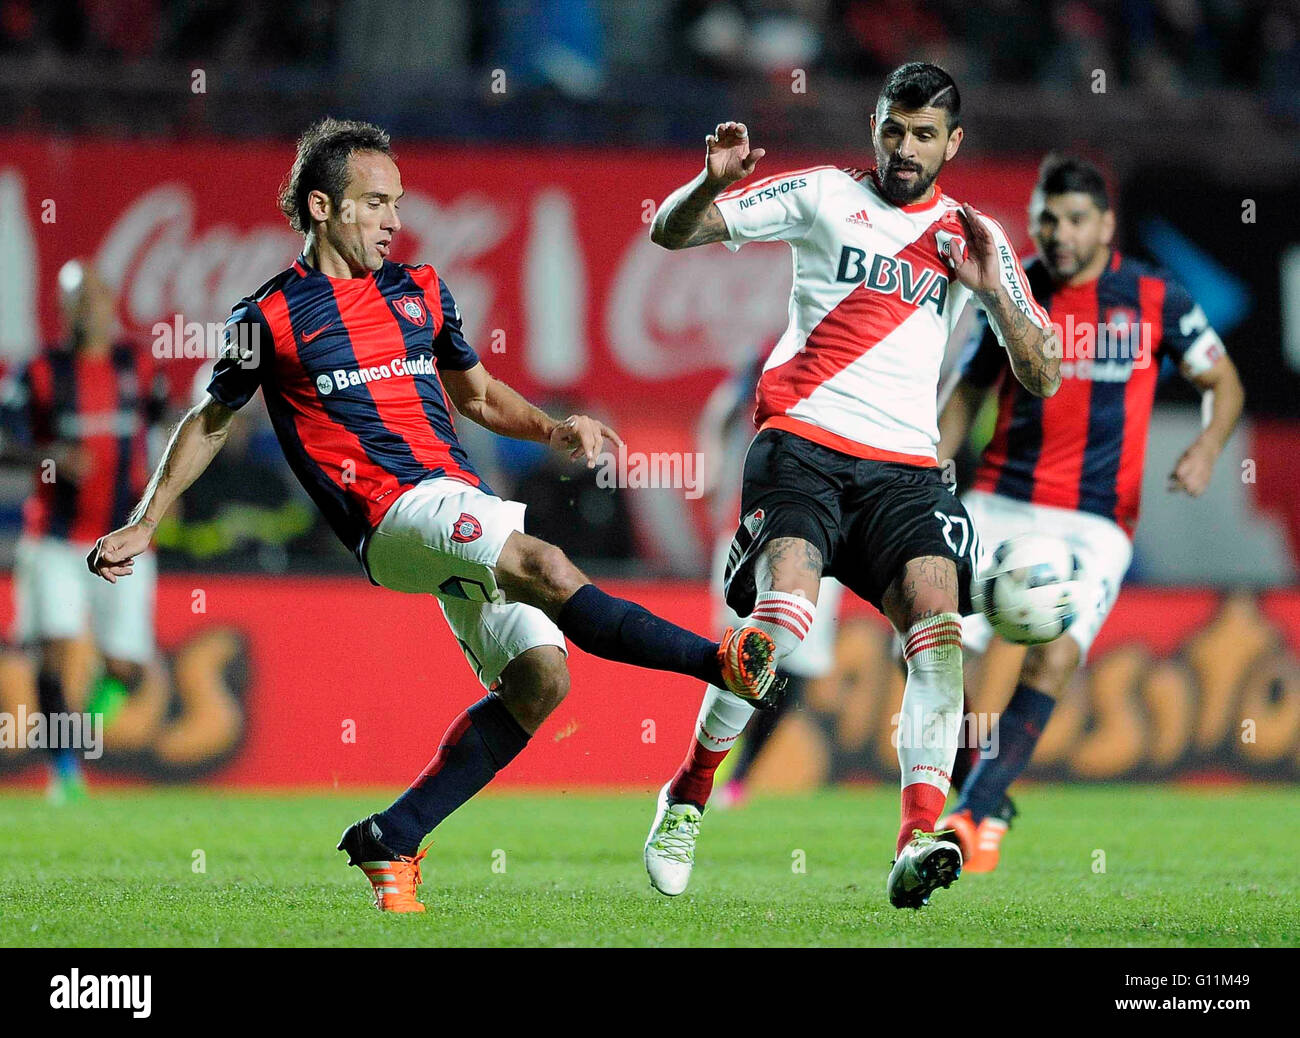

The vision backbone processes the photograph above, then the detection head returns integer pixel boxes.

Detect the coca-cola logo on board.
[606,235,791,379]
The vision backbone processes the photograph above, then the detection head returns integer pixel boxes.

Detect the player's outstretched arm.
[650,121,765,250]
[86,396,236,582]
[1168,353,1245,496]
[442,362,622,467]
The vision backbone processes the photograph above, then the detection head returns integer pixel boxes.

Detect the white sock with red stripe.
[896,612,964,855]
[749,590,817,666]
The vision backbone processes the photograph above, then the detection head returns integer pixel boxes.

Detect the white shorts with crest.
[366,477,566,689]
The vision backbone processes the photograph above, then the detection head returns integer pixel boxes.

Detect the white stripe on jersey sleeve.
[1180,325,1228,376]
[715,167,830,252]
[975,212,1052,329]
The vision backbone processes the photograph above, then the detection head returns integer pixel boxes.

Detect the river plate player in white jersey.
[643,62,1063,909]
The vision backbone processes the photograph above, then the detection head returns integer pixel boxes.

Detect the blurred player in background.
[86,118,778,913]
[936,155,1244,870]
[693,350,842,811]
[644,62,1061,909]
[0,260,168,804]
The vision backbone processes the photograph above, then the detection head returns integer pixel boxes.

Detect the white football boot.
[644,783,703,896]
[886,829,963,909]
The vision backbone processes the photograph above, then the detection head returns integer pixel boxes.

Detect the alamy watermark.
[892,707,1000,760]
[50,970,150,1018]
[1044,312,1153,377]
[152,314,260,369]
[0,706,103,759]
[593,444,705,500]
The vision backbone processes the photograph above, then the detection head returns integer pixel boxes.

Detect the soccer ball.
[973,533,1083,645]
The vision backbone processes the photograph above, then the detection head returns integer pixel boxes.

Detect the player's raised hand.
[705,122,765,189]
[550,414,624,468]
[950,204,1004,296]
[86,521,155,583]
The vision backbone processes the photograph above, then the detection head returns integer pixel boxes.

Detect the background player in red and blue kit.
[0,260,169,803]
[936,155,1245,869]
[86,118,777,912]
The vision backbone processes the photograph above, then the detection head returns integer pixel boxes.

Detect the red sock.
[668,742,730,809]
[897,782,948,855]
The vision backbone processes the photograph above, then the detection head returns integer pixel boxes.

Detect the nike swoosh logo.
[302,323,333,343]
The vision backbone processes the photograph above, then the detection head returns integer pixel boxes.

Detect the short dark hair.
[278,118,393,233]
[1036,153,1110,211]
[878,62,961,130]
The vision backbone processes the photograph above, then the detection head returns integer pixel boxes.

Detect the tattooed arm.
[650,121,765,250]
[978,285,1061,398]
[948,203,1060,399]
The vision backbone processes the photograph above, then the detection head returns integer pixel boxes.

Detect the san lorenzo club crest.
[451,512,483,543]
[393,294,427,326]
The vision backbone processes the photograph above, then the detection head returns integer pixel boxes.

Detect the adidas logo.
[846,208,871,226]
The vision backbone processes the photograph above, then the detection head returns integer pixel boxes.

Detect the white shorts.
[12,535,156,663]
[711,534,842,679]
[365,477,566,689]
[961,489,1131,658]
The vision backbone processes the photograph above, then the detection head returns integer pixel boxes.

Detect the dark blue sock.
[958,683,1056,824]
[37,670,80,778]
[557,584,721,687]
[374,693,530,856]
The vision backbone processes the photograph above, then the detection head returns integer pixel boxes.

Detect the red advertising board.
[0,136,1041,432]
[1,575,1297,786]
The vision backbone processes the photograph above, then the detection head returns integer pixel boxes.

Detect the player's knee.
[530,543,585,603]
[755,534,823,597]
[1021,636,1079,694]
[883,557,960,631]
[502,536,585,606]
[496,646,569,730]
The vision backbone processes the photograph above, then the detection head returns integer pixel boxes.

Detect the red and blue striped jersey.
[0,342,167,543]
[207,256,486,562]
[959,251,1225,536]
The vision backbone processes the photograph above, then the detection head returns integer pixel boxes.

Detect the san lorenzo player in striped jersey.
[643,63,1062,909]
[86,118,777,913]
[1,260,168,804]
[935,155,1244,871]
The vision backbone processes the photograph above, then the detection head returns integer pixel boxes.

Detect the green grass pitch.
[4,785,1296,947]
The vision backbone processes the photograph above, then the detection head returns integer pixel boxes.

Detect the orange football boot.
[358,851,427,912]
[967,816,1010,873]
[718,626,778,704]
[939,799,1016,873]
[936,808,980,865]
[338,818,428,913]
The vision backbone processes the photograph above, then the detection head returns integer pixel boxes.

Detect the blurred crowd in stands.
[2,1,1294,100]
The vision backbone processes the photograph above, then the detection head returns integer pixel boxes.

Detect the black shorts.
[723,429,978,618]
